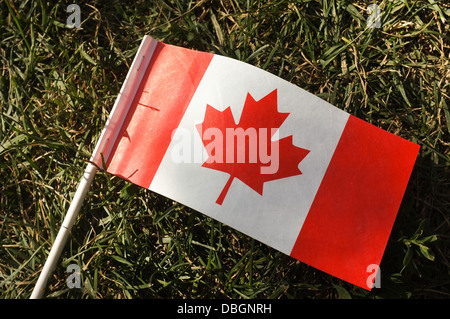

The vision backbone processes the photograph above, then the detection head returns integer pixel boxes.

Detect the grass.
[0,0,449,299]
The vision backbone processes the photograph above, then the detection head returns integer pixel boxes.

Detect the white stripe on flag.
[149,54,349,254]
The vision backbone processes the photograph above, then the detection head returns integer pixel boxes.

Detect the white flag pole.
[30,162,97,299]
[30,35,157,299]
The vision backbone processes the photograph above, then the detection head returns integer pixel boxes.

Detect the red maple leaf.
[196,89,310,205]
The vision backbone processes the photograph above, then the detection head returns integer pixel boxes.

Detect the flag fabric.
[91,35,420,290]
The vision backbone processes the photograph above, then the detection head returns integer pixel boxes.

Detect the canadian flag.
[91,36,419,290]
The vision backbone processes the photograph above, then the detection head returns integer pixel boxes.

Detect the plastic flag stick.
[30,162,97,299]
[30,36,156,299]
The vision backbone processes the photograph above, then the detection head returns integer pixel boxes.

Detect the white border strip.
[90,35,159,167]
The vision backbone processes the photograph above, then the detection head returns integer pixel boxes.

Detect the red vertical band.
[290,115,419,289]
[105,42,213,188]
